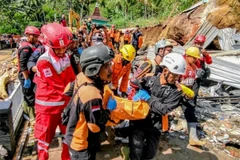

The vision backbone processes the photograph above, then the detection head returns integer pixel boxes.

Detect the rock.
[207,0,240,30]
[141,0,240,47]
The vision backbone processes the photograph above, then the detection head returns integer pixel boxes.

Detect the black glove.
[196,68,205,79]
[112,88,119,96]
[121,92,128,98]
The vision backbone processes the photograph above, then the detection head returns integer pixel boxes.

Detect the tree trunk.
[144,4,147,18]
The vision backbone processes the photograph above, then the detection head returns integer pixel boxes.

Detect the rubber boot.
[121,146,130,160]
[188,123,206,146]
[22,101,36,146]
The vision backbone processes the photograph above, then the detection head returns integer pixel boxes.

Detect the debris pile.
[0,57,19,100]
[168,85,240,158]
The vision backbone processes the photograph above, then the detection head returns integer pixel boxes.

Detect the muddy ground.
[20,131,238,160]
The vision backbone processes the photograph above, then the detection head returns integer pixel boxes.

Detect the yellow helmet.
[185,47,200,59]
[120,44,136,62]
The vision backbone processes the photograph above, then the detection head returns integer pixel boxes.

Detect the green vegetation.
[0,0,198,34]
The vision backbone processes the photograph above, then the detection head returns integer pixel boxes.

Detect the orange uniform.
[124,33,131,44]
[112,54,131,93]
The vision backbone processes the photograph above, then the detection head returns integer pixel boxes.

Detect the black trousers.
[132,43,139,52]
[129,127,161,160]
[181,101,197,123]
[69,148,97,160]
[18,73,35,106]
[192,78,201,105]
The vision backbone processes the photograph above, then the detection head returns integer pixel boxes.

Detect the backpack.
[61,82,94,126]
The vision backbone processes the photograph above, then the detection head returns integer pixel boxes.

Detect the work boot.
[121,146,130,160]
[188,123,206,146]
[106,126,116,145]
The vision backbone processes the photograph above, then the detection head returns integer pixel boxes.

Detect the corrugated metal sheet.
[232,44,240,50]
[208,57,240,89]
[184,21,219,49]
[185,21,238,51]
[232,33,240,42]
[218,28,236,51]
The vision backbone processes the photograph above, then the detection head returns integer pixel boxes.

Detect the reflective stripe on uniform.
[35,99,65,106]
[38,50,71,75]
[37,145,49,153]
[38,139,50,147]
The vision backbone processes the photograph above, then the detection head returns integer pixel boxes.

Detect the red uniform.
[180,60,197,88]
[34,48,75,160]
[195,53,212,69]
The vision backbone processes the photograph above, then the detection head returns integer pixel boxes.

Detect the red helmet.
[42,23,70,48]
[24,26,40,35]
[40,25,47,33]
[64,27,73,42]
[194,35,206,43]
[38,35,44,44]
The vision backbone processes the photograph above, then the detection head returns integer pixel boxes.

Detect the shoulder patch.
[43,68,53,77]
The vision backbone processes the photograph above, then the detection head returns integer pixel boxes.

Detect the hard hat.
[160,53,186,75]
[38,35,44,44]
[64,27,73,42]
[80,44,115,77]
[185,47,200,59]
[24,26,40,35]
[155,40,173,54]
[120,44,136,62]
[194,35,206,43]
[42,22,70,49]
[40,25,47,33]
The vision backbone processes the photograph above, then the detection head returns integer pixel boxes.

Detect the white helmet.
[160,53,186,75]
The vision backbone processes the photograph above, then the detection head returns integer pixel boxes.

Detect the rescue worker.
[34,22,75,160]
[64,27,81,75]
[129,39,173,99]
[60,14,67,27]
[27,26,47,74]
[110,44,136,98]
[27,36,46,73]
[131,25,142,51]
[18,26,40,128]
[180,47,206,146]
[193,35,212,103]
[127,53,187,160]
[65,44,116,160]
[109,24,116,47]
[123,30,131,45]
[114,29,121,50]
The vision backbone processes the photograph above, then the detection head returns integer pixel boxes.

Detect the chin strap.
[157,48,166,58]
[164,71,170,84]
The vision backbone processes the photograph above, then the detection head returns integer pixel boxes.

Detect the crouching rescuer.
[64,44,117,160]
[127,53,187,160]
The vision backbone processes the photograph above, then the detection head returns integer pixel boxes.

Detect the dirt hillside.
[141,0,240,46]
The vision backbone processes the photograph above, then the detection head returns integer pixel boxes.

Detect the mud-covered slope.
[141,0,240,46]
